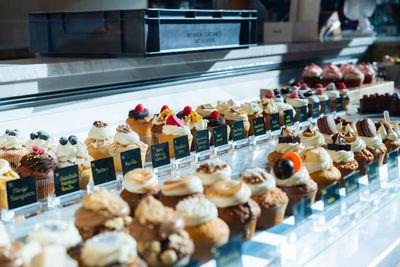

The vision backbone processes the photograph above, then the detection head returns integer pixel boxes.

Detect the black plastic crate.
[29,8,257,56]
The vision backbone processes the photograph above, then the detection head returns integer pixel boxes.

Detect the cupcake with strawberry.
[262,89,283,103]
[302,63,322,86]
[151,105,173,146]
[285,90,308,121]
[204,111,230,146]
[322,63,343,86]
[126,104,152,147]
[178,106,209,150]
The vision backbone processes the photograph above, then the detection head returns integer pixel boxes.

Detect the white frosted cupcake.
[195,158,232,189]
[26,131,56,158]
[84,121,113,160]
[300,126,325,147]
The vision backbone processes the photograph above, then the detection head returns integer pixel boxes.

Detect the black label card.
[91,157,117,185]
[54,165,80,197]
[173,135,190,160]
[283,109,294,127]
[120,148,142,176]
[387,150,399,180]
[293,197,312,224]
[151,142,171,168]
[336,98,343,112]
[213,125,228,147]
[322,183,340,207]
[6,175,37,210]
[213,234,243,267]
[252,117,266,136]
[194,129,210,153]
[232,120,245,141]
[311,102,320,119]
[323,100,331,114]
[269,113,281,132]
[367,160,380,184]
[297,105,308,123]
[344,171,359,196]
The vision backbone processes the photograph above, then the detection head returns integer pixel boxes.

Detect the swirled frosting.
[88,122,113,140]
[195,159,232,186]
[162,125,191,135]
[239,168,276,195]
[300,147,333,173]
[0,133,25,150]
[322,64,343,79]
[300,131,325,147]
[274,143,305,154]
[19,153,56,173]
[223,109,248,121]
[302,63,322,76]
[114,130,140,145]
[286,98,308,107]
[346,137,366,153]
[176,197,218,227]
[360,136,384,149]
[124,169,158,194]
[26,138,55,153]
[56,141,90,162]
[327,149,354,163]
[261,99,279,114]
[276,102,296,117]
[240,102,263,115]
[161,175,203,196]
[271,167,310,187]
[216,99,236,113]
[206,180,251,208]
[378,124,398,141]
[317,94,329,101]
[307,95,320,104]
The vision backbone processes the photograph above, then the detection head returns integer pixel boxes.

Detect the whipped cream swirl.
[162,125,191,135]
[114,131,140,145]
[88,125,113,140]
[360,136,384,149]
[272,167,310,187]
[161,175,203,196]
[274,143,305,154]
[56,141,90,162]
[327,149,354,163]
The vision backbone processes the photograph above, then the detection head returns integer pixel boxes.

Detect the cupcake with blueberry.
[357,118,387,166]
[56,135,93,189]
[151,105,173,146]
[84,121,113,160]
[322,63,343,86]
[159,115,192,158]
[357,63,376,84]
[302,63,322,86]
[285,90,308,121]
[204,111,230,146]
[16,145,56,199]
[240,101,264,136]
[109,124,148,172]
[0,129,27,169]
[343,65,364,88]
[126,104,152,147]
[26,131,56,158]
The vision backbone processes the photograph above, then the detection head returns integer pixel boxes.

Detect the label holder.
[173,135,195,169]
[213,125,232,156]
[151,142,173,176]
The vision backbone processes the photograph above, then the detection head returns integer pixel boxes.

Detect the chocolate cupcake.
[16,146,56,199]
[357,63,376,84]
[205,180,260,242]
[204,111,230,145]
[75,188,132,241]
[159,174,204,208]
[126,104,152,147]
[343,65,364,88]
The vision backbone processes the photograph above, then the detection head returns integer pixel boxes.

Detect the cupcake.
[300,147,341,193]
[16,146,56,199]
[262,89,284,103]
[315,88,329,112]
[302,89,320,117]
[322,63,343,86]
[317,115,337,143]
[158,115,193,158]
[205,180,260,241]
[26,131,56,158]
[343,65,364,88]
[109,125,148,172]
[335,117,357,134]
[151,105,173,146]
[80,231,145,267]
[74,188,132,241]
[271,152,318,215]
[275,102,296,126]
[259,97,279,130]
[240,101,264,136]
[222,106,250,139]
[339,63,353,75]
[357,118,388,166]
[159,174,204,208]
[338,82,350,111]
[129,196,194,267]
[84,121,113,160]
[195,158,231,189]
[126,104,152,147]
[268,127,305,167]
[216,99,236,115]
[285,90,308,121]
[0,159,19,209]
[300,125,325,147]
[357,63,376,84]
[56,135,93,189]
[240,168,288,229]
[302,63,322,86]
[0,222,23,266]
[342,126,374,176]
[0,129,27,169]
[325,83,340,112]
[179,108,209,150]
[203,111,230,146]
[196,104,217,117]
[176,197,229,262]
[376,120,400,154]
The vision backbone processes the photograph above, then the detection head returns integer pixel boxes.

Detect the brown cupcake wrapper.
[256,203,287,230]
[227,219,257,242]
[36,176,55,199]
[285,190,317,216]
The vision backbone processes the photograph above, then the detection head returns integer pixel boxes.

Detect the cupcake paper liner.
[36,176,55,200]
[256,203,287,230]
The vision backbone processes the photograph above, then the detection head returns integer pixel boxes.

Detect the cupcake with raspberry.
[84,121,113,160]
[0,129,27,169]
[344,65,364,88]
[285,90,308,121]
[262,88,284,103]
[315,88,329,112]
[338,82,350,111]
[151,105,173,146]
[126,104,152,147]
[204,111,230,146]
[178,107,209,150]
[302,63,322,86]
[26,131,56,158]
[357,63,376,84]
[322,63,343,86]
[240,101,264,136]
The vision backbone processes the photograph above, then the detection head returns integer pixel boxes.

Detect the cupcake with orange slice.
[151,105,173,146]
[126,104,152,147]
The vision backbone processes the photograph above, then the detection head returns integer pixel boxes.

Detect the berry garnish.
[39,147,45,155]
[282,152,302,173]
[69,135,78,145]
[338,82,347,90]
[182,106,192,116]
[210,111,220,119]
[59,137,68,145]
[166,115,183,127]
[5,129,10,134]
[273,158,295,179]
[294,81,301,87]
[31,145,40,155]
[316,89,324,95]
[38,131,49,140]
[290,91,299,99]
[264,89,275,98]
[30,132,39,140]
[315,83,323,89]
[161,105,169,112]
[300,84,308,90]
[134,104,144,112]
[8,131,17,136]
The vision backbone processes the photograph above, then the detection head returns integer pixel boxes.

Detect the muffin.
[302,63,322,86]
[300,147,341,196]
[325,83,340,112]
[357,118,388,166]
[196,104,217,117]
[16,146,56,199]
[285,90,308,121]
[322,63,343,86]
[204,111,230,146]
[0,222,23,266]
[376,120,400,154]
[120,168,160,216]
[109,124,148,172]
[0,159,19,209]
[159,174,204,208]
[80,231,145,267]
[271,152,318,215]
[300,125,325,147]
[129,196,194,267]
[222,106,250,139]
[259,97,279,130]
[56,135,93,189]
[240,168,288,229]
[343,65,364,88]
[317,115,337,144]
[158,114,193,158]
[74,188,132,241]
[205,180,261,241]
[176,197,229,262]
[338,82,350,111]
[0,129,27,169]
[84,121,113,160]
[268,127,305,167]
[126,104,153,147]
[357,63,376,84]
[195,158,231,189]
[26,131,56,158]
[240,101,264,136]
[151,105,173,146]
